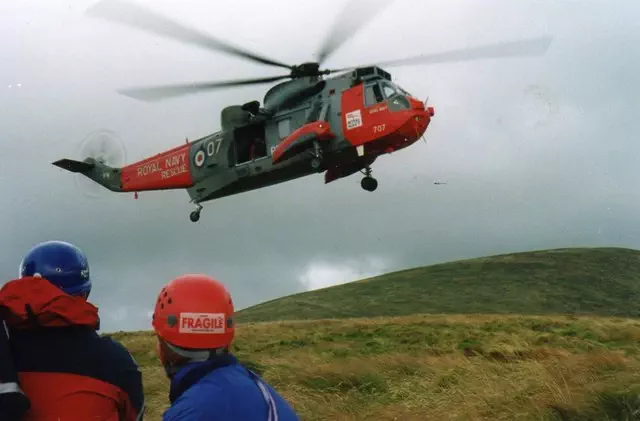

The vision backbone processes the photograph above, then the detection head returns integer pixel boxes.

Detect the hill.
[235,247,640,323]
[114,314,640,421]
[111,247,640,420]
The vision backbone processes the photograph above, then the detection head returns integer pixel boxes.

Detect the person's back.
[151,273,300,421]
[0,241,144,421]
[164,354,298,421]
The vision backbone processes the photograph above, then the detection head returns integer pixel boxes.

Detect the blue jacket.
[163,354,299,421]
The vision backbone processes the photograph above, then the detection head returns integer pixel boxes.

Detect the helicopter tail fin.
[52,159,95,174]
[52,158,124,192]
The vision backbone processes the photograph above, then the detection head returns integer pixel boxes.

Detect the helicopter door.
[232,123,267,178]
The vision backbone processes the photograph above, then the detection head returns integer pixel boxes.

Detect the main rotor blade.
[118,75,291,102]
[86,0,293,70]
[316,0,394,66]
[333,36,553,72]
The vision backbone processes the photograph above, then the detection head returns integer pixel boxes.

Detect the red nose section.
[408,109,432,141]
[403,106,433,142]
[370,107,434,156]
[408,97,435,117]
[409,97,425,111]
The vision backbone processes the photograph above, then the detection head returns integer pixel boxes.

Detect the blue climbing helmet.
[18,241,92,297]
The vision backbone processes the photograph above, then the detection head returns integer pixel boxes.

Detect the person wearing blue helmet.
[18,240,93,297]
[0,240,145,421]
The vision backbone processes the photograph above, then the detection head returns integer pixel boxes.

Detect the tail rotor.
[74,129,127,198]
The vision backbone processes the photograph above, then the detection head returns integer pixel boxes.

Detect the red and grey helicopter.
[52,0,552,222]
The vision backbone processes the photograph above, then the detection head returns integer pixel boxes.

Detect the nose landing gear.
[360,166,378,192]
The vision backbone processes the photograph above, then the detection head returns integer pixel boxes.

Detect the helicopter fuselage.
[51,0,551,222]
[127,66,433,203]
[52,66,434,219]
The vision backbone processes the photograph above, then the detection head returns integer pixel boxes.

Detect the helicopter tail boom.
[119,143,195,192]
[53,142,196,194]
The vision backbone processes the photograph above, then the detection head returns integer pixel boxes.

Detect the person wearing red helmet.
[152,274,299,421]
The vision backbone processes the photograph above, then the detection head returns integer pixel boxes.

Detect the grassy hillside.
[114,314,640,421]
[236,247,640,323]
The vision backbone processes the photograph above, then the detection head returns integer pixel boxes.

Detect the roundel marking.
[194,150,205,167]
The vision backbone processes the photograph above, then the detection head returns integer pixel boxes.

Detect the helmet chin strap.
[160,340,228,378]
[166,342,211,362]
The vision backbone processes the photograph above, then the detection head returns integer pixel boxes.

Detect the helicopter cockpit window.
[364,83,384,107]
[396,85,411,97]
[381,82,398,99]
[383,81,412,112]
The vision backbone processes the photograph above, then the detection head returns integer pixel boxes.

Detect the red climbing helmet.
[152,274,235,350]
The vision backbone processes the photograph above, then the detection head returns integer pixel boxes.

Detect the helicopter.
[52,0,552,223]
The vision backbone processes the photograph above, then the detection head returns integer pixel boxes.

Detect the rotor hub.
[290,62,329,79]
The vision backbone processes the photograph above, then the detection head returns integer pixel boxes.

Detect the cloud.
[0,0,638,332]
[297,256,391,291]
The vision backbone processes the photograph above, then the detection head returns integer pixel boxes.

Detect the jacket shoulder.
[96,334,144,415]
[164,383,230,421]
[98,335,140,368]
[165,364,300,421]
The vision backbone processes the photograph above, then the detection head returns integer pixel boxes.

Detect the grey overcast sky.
[1,0,638,332]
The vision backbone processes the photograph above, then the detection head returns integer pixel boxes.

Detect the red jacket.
[0,276,144,421]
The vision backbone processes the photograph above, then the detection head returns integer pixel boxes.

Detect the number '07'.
[373,124,386,133]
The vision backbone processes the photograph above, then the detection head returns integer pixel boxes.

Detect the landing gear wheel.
[309,139,324,171]
[310,157,322,170]
[190,204,203,223]
[361,176,378,192]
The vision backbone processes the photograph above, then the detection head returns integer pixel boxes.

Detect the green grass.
[113,314,640,421]
[235,247,640,323]
[108,247,640,420]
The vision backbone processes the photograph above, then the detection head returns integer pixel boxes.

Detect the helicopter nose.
[408,96,425,111]
[409,107,434,139]
[379,107,434,155]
